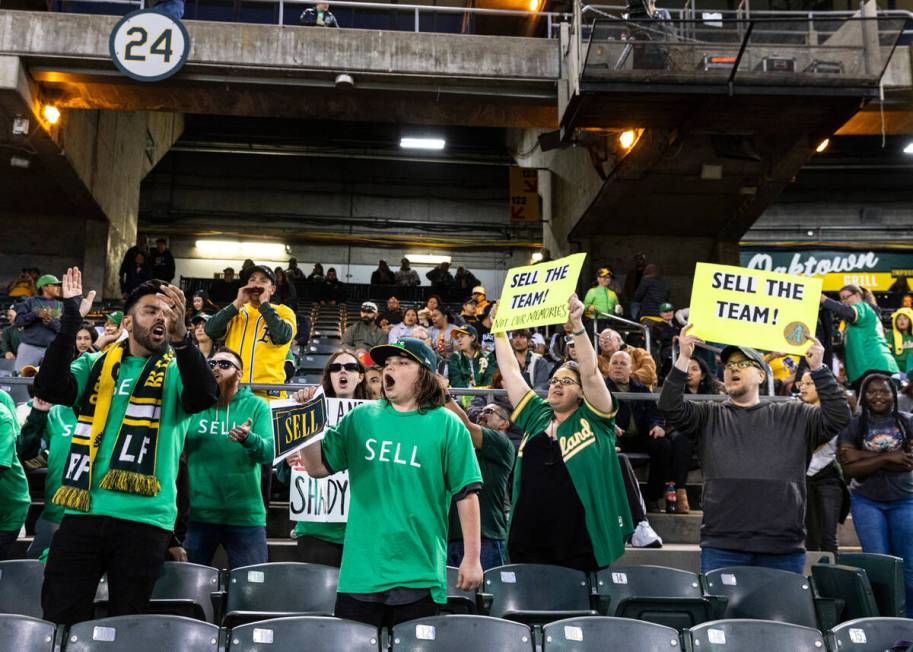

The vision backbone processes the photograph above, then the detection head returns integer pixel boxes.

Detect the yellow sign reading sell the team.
[491,253,586,334]
[688,262,823,354]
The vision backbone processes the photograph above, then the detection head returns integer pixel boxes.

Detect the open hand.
[156,285,187,341]
[228,418,252,443]
[293,387,318,403]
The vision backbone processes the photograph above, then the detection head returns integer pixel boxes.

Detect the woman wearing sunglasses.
[493,294,633,571]
[182,347,275,569]
[292,349,368,566]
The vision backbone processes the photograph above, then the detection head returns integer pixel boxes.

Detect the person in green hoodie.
[18,397,76,558]
[183,346,274,569]
[891,308,913,377]
[0,389,29,559]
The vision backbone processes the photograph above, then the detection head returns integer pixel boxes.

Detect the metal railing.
[593,310,651,355]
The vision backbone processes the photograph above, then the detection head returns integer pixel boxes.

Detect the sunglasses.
[548,377,580,387]
[208,359,239,371]
[723,360,762,371]
[480,407,505,418]
[328,362,360,373]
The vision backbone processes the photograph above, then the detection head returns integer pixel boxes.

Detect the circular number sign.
[109,9,190,82]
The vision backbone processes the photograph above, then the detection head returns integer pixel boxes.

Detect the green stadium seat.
[838,552,907,618]
[543,616,682,651]
[687,619,826,652]
[702,567,819,628]
[227,616,380,651]
[0,614,56,652]
[147,562,221,623]
[481,564,597,626]
[593,565,719,630]
[0,560,44,618]
[444,566,478,614]
[829,617,913,651]
[391,615,534,651]
[65,614,220,651]
[216,562,338,628]
[810,564,879,622]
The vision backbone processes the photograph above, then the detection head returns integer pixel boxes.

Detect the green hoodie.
[0,390,29,533]
[184,386,274,526]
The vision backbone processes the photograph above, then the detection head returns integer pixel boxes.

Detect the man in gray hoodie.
[658,327,849,574]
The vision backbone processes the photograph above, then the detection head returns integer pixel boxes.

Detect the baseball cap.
[454,324,478,339]
[659,303,674,312]
[510,329,532,338]
[361,301,379,313]
[370,338,437,371]
[597,267,613,277]
[720,345,768,373]
[105,311,124,325]
[472,286,486,295]
[191,313,211,325]
[241,265,277,285]
[36,274,61,290]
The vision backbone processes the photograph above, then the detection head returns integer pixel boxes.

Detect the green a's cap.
[106,311,124,325]
[36,274,61,290]
[370,337,438,372]
[659,303,674,312]
[454,324,478,339]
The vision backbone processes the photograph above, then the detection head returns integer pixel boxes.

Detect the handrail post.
[414,6,420,32]
[279,0,284,26]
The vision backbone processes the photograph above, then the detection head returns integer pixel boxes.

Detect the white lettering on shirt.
[363,438,421,468]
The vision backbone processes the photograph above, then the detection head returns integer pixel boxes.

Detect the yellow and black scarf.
[53,341,172,512]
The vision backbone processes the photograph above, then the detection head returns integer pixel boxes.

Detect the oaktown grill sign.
[739,248,913,292]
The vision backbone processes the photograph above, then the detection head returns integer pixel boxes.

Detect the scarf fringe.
[52,486,91,512]
[100,469,161,496]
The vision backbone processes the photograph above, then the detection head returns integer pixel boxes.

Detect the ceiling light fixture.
[400,137,446,151]
[405,254,452,265]
[618,129,637,150]
[904,141,913,155]
[531,252,544,263]
[195,240,287,259]
[815,138,830,153]
[42,105,61,125]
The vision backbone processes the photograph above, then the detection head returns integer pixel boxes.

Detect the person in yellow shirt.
[205,265,297,399]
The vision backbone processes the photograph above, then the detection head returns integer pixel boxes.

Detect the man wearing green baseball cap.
[13,274,63,372]
[294,336,483,628]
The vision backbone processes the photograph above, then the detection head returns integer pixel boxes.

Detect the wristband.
[170,332,192,350]
[572,328,586,337]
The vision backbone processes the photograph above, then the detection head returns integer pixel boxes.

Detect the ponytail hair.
[841,284,879,310]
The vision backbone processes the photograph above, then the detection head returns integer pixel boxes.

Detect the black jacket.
[300,7,338,26]
[606,376,663,437]
[634,276,670,318]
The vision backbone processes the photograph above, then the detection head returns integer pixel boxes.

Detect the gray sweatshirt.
[658,366,850,554]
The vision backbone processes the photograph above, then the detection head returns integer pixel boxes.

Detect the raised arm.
[819,295,856,324]
[259,303,294,345]
[802,339,850,446]
[492,304,533,408]
[290,388,331,478]
[567,294,614,415]
[441,382,484,449]
[658,325,708,434]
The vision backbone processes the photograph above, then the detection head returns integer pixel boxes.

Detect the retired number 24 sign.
[109,9,190,82]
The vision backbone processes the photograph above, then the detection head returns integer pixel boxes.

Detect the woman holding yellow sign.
[493,295,632,571]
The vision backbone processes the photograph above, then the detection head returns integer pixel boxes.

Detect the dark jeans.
[447,539,506,571]
[700,546,806,575]
[618,453,646,523]
[184,522,268,570]
[42,515,171,625]
[805,473,844,554]
[0,529,19,560]
[296,535,343,567]
[619,431,691,501]
[335,592,439,629]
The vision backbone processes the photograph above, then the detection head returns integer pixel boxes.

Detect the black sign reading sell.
[270,394,327,462]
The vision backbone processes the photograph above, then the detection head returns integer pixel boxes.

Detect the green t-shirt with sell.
[0,395,29,533]
[42,405,78,524]
[449,427,515,542]
[448,351,496,389]
[321,401,482,604]
[583,286,619,317]
[185,386,274,527]
[63,352,190,531]
[509,391,633,567]
[844,302,899,383]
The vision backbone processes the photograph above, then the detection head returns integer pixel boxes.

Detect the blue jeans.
[849,493,913,617]
[447,539,506,571]
[701,546,806,575]
[151,0,184,20]
[184,522,267,569]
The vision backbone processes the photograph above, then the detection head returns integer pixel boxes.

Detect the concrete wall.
[0,213,91,285]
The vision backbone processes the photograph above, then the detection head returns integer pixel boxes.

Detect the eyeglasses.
[548,377,580,387]
[723,360,761,371]
[839,294,854,302]
[480,407,506,419]
[328,362,360,373]
[208,359,239,371]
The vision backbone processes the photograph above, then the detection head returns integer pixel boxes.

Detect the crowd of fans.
[1,248,913,628]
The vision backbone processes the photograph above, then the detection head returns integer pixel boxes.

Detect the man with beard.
[509,329,550,391]
[597,328,657,389]
[206,265,297,399]
[183,347,273,569]
[342,302,386,353]
[34,270,218,625]
[659,328,850,574]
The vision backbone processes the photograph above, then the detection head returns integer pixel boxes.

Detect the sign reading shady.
[270,394,327,463]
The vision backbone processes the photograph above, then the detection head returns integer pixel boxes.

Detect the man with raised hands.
[34,268,218,625]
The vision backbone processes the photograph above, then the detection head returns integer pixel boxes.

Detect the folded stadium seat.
[391,615,534,651]
[298,354,333,373]
[828,617,913,652]
[145,562,220,623]
[0,559,45,618]
[215,563,338,628]
[443,566,478,614]
[838,552,907,618]
[0,358,14,371]
[64,614,220,651]
[686,619,826,652]
[593,565,721,630]
[701,567,820,628]
[543,616,681,651]
[305,342,342,355]
[226,615,380,652]
[0,614,56,652]
[480,564,597,627]
[810,564,880,623]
